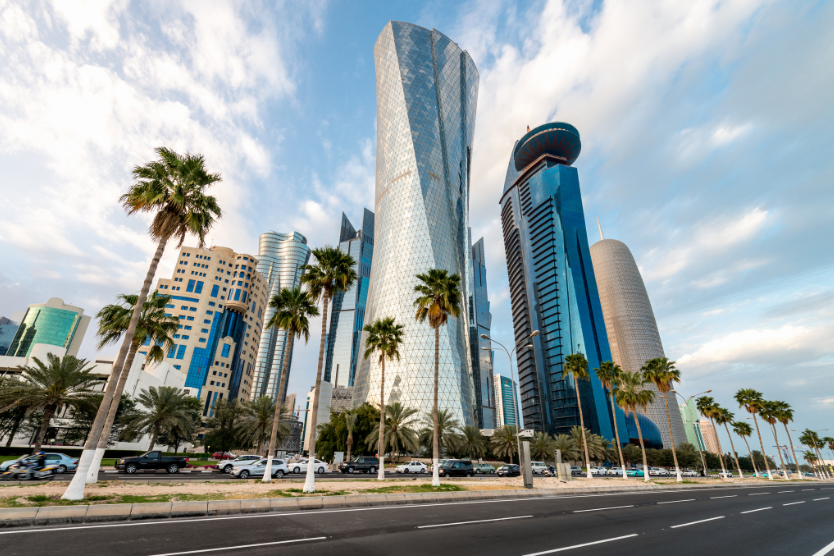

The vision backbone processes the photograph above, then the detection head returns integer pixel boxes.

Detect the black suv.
[338,456,379,474]
[496,464,520,477]
[438,460,474,477]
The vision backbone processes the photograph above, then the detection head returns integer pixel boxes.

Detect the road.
[46,470,494,481]
[3,483,833,555]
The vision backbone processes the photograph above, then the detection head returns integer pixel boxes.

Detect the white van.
[530,461,548,475]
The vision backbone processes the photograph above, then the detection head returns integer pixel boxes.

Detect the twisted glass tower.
[353,21,479,426]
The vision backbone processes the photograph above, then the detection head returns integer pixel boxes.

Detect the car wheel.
[56,465,67,474]
[347,467,354,474]
[239,470,250,479]
[167,464,180,474]
[274,470,284,479]
[125,464,137,474]
[490,469,495,474]
[222,465,232,474]
[420,468,426,474]
[293,467,301,474]
[465,472,472,477]
[403,468,409,474]
[317,467,325,474]
[369,467,376,474]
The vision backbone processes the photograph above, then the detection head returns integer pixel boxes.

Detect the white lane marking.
[814,498,830,501]
[148,537,326,556]
[657,499,695,504]
[783,501,805,506]
[812,538,834,556]
[670,516,724,528]
[778,491,795,493]
[711,495,737,499]
[417,515,532,529]
[748,493,769,496]
[522,534,638,555]
[741,507,772,514]
[573,505,634,513]
[803,489,816,491]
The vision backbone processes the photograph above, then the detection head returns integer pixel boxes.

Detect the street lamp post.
[481,331,538,472]
[673,390,711,477]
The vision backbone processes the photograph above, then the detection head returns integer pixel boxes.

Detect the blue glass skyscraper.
[499,122,628,442]
[469,237,495,428]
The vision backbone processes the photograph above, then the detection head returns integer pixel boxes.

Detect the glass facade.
[469,237,495,428]
[0,317,19,356]
[625,412,664,450]
[324,210,374,387]
[6,306,82,358]
[679,399,706,451]
[353,21,480,427]
[499,122,628,442]
[494,374,518,427]
[251,231,311,403]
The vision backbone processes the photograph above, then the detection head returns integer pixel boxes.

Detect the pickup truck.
[116,451,189,474]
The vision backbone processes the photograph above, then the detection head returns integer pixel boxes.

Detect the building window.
[199,338,206,343]
[206,310,213,315]
[211,285,219,298]
[201,329,209,333]
[184,325,192,330]
[187,316,194,321]
[176,345,187,359]
[221,344,231,357]
[195,281,204,294]
[208,302,216,307]
[204,319,210,324]
[186,279,195,292]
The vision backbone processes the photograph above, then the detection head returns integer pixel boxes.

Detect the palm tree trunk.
[5,412,23,448]
[661,391,682,482]
[346,430,353,463]
[721,421,744,479]
[63,235,169,500]
[783,424,800,480]
[303,294,330,493]
[377,356,386,481]
[710,417,728,478]
[814,446,829,479]
[264,336,294,482]
[769,423,789,480]
[32,406,56,454]
[88,341,141,483]
[742,436,758,477]
[633,413,649,482]
[574,380,592,480]
[751,413,773,480]
[432,325,440,487]
[608,394,628,481]
[148,425,158,452]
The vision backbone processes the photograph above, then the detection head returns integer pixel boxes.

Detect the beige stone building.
[698,420,722,455]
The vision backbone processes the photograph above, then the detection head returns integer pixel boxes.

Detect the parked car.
[290,458,329,474]
[590,466,608,476]
[497,464,520,477]
[116,451,189,474]
[438,460,474,477]
[338,456,379,474]
[570,466,583,476]
[218,455,262,473]
[0,452,78,474]
[231,458,289,479]
[531,461,548,475]
[718,472,734,478]
[473,463,496,474]
[430,459,449,471]
[395,461,427,474]
[608,467,624,476]
[211,451,236,460]
[626,468,645,477]
[681,470,699,477]
[649,467,669,476]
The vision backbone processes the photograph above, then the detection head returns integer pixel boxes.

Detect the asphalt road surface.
[46,470,493,481]
[4,483,833,555]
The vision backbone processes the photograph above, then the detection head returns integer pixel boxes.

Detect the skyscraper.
[493,374,518,428]
[5,298,91,358]
[251,232,311,403]
[155,245,266,415]
[698,420,721,455]
[499,122,627,441]
[469,237,495,428]
[679,400,706,451]
[353,21,480,426]
[589,236,688,449]
[324,210,374,388]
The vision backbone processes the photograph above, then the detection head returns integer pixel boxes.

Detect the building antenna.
[597,216,604,241]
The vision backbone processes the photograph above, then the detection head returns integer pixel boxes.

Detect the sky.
[1,0,832,457]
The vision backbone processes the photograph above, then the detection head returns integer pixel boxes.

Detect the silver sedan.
[230,458,289,479]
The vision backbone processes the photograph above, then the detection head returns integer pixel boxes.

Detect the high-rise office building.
[679,400,706,451]
[470,238,495,428]
[699,420,721,455]
[251,232,310,403]
[155,245,266,416]
[494,374,518,428]
[499,122,626,440]
[0,316,20,356]
[324,210,374,388]
[353,22,480,427]
[589,236,688,449]
[5,298,91,358]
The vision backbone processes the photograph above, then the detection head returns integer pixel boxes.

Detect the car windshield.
[441,461,456,468]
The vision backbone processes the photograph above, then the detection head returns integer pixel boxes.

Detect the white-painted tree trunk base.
[377,457,385,481]
[302,457,316,493]
[62,449,94,500]
[432,458,439,487]
[675,468,682,482]
[262,455,273,483]
[86,447,105,483]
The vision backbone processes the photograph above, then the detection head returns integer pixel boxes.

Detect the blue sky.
[1,0,832,453]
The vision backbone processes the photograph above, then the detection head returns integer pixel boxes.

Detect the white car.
[590,466,608,476]
[219,455,262,473]
[289,458,329,474]
[231,458,289,479]
[531,461,549,475]
[395,461,427,474]
[649,467,670,476]
[608,467,624,476]
[682,470,699,477]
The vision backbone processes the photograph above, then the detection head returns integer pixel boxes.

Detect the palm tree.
[803,450,819,476]
[732,421,759,477]
[65,147,221,501]
[0,354,99,453]
[262,287,318,482]
[413,268,462,487]
[553,434,580,463]
[614,370,655,482]
[800,430,828,480]
[735,389,773,481]
[759,401,789,480]
[570,426,606,465]
[594,361,628,480]
[641,357,683,482]
[125,386,195,451]
[86,290,179,482]
[458,425,488,461]
[418,409,461,456]
[490,425,518,464]
[695,396,729,477]
[714,407,744,479]
[344,409,359,463]
[300,246,358,492]
[363,317,405,480]
[529,432,556,462]
[366,402,420,463]
[562,353,593,479]
[773,401,801,479]
[239,396,286,455]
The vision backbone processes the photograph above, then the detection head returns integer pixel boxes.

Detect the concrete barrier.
[86,504,133,522]
[130,502,172,520]
[0,507,38,527]
[208,500,240,515]
[171,501,208,518]
[34,505,89,525]
[270,498,299,512]
[240,499,271,514]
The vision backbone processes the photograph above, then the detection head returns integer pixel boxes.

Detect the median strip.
[670,516,724,528]
[522,534,638,555]
[148,536,327,556]
[573,505,634,513]
[741,507,771,514]
[417,515,532,529]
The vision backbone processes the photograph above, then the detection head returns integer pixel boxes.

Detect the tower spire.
[597,216,604,240]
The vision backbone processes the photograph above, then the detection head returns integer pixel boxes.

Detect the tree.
[300,246,358,492]
[366,402,420,462]
[799,430,828,479]
[676,442,700,471]
[262,287,318,482]
[490,425,518,464]
[732,421,759,477]
[201,398,249,454]
[458,425,488,460]
[529,432,556,462]
[0,377,29,448]
[418,409,461,456]
[413,268,462,486]
[315,404,379,463]
[594,361,628,480]
[562,353,593,479]
[62,394,140,447]
[0,354,99,453]
[622,443,643,467]
[773,401,802,480]
[238,396,290,456]
[714,406,744,479]
[641,357,683,482]
[734,389,773,481]
[156,396,201,453]
[125,386,196,451]
[64,147,222,500]
[759,401,789,480]
[363,317,405,480]
[614,370,655,482]
[696,396,729,478]
[554,434,580,463]
[345,410,359,462]
[570,426,607,464]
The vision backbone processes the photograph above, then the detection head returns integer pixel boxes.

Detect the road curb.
[1,480,829,529]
